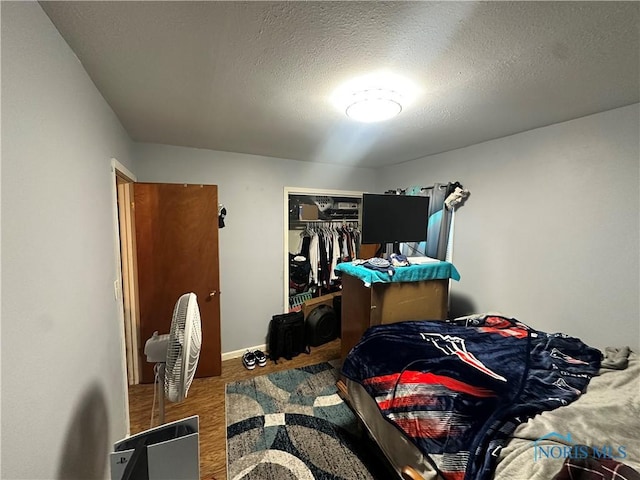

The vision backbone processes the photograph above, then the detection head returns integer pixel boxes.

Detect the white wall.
[134,143,376,352]
[377,104,640,351]
[2,2,135,478]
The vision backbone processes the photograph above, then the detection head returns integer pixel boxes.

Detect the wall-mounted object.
[218,204,227,228]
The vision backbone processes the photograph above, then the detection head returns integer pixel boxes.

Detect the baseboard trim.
[222,344,267,361]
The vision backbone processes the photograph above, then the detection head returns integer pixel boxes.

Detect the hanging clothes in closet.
[293,222,360,294]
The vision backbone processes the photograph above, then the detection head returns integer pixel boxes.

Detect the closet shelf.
[290,219,359,230]
[292,219,358,223]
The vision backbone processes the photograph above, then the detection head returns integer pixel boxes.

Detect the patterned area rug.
[226,361,390,479]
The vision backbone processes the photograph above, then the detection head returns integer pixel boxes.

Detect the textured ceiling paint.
[40,1,639,167]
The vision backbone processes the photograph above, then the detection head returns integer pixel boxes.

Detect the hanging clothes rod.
[300,219,358,223]
[290,220,359,231]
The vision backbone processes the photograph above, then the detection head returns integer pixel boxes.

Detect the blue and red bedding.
[341,315,601,480]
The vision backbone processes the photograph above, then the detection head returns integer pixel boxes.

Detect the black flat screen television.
[361,193,430,245]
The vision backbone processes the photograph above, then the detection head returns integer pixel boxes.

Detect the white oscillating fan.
[144,292,202,425]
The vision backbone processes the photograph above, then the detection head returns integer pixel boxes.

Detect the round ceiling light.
[345,89,403,123]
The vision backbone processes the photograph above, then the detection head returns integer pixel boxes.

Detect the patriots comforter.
[341,315,601,480]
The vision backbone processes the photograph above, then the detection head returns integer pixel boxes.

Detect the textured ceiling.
[41,1,639,168]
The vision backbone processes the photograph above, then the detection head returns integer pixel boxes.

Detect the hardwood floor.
[128,339,342,480]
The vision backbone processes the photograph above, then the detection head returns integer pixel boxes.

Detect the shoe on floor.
[242,350,256,370]
[254,349,267,367]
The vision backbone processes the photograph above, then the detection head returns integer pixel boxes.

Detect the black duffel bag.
[267,311,309,363]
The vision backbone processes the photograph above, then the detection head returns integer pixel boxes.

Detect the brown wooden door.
[134,183,221,383]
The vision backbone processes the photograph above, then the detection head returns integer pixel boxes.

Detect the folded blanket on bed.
[341,315,602,480]
[601,346,631,370]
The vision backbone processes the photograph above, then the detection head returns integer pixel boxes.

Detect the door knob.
[209,291,217,297]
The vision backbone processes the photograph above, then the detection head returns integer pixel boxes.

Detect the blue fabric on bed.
[334,259,460,286]
[341,315,602,480]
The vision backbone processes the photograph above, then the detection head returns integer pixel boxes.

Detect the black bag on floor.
[267,311,309,363]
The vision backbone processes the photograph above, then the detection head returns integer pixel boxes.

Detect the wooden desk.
[340,273,448,359]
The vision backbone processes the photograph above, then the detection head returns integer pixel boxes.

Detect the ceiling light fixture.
[331,71,418,124]
[345,89,403,123]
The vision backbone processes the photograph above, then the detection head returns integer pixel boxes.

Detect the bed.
[339,314,640,480]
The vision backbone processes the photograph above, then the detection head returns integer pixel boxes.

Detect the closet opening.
[283,187,364,313]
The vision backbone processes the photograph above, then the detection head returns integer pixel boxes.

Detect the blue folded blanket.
[334,259,461,287]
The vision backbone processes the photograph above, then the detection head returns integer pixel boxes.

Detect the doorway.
[113,167,223,386]
[113,161,141,385]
